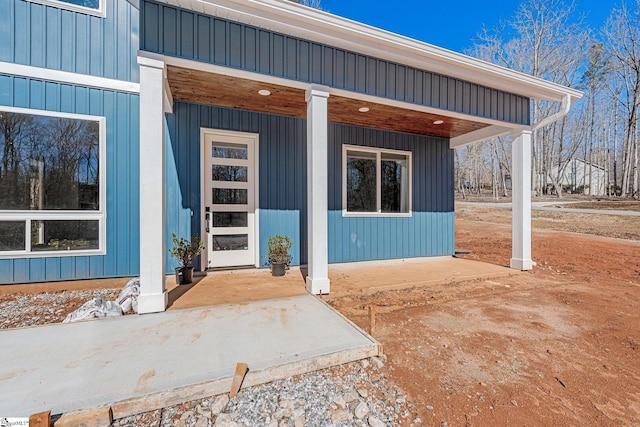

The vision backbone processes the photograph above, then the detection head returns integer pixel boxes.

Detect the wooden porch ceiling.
[167,66,489,139]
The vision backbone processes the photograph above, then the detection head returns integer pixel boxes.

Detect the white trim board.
[0,62,140,94]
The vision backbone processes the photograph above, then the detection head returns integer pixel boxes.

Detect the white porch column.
[510,129,533,270]
[137,54,168,313]
[305,85,330,294]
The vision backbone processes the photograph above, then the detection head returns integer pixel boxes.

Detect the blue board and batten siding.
[140,0,530,125]
[0,0,140,284]
[0,0,139,83]
[166,102,454,268]
[328,124,454,263]
[0,75,140,284]
[165,102,307,269]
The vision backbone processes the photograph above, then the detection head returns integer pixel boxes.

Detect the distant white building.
[552,158,608,196]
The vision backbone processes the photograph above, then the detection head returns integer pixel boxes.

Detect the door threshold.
[206,265,258,272]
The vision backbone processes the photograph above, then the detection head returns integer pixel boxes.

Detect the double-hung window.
[343,145,411,216]
[0,107,106,257]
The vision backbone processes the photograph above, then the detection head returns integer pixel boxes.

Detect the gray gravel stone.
[368,414,386,427]
[357,388,369,398]
[214,413,238,427]
[331,409,352,423]
[354,401,370,419]
[211,394,229,415]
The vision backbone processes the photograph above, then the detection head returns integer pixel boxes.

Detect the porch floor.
[167,256,516,308]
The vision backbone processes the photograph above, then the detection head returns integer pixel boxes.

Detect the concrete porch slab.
[329,256,518,296]
[0,295,378,418]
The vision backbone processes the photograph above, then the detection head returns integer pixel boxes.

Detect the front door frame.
[200,128,260,269]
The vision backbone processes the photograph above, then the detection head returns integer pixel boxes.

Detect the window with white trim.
[343,145,411,216]
[26,0,106,17]
[0,107,106,257]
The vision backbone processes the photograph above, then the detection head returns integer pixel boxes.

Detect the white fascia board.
[170,0,584,103]
[450,125,517,149]
[161,54,522,129]
[0,62,140,94]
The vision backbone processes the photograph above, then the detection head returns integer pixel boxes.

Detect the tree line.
[457,0,640,199]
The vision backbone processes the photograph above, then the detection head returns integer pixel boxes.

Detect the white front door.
[201,130,259,268]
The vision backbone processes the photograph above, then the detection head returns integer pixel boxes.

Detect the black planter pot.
[175,266,194,284]
[182,266,194,284]
[271,262,286,277]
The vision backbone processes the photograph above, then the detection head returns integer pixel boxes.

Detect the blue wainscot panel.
[1,0,139,82]
[328,211,455,263]
[259,209,301,267]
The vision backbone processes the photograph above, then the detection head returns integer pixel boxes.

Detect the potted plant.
[170,233,205,284]
[266,235,292,277]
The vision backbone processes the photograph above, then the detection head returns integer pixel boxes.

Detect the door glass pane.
[212,234,248,251]
[346,151,377,212]
[30,220,99,251]
[212,142,247,160]
[213,212,248,227]
[0,221,25,251]
[212,165,248,182]
[381,154,409,213]
[212,188,248,204]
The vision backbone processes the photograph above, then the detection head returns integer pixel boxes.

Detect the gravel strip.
[113,358,421,427]
[0,288,121,329]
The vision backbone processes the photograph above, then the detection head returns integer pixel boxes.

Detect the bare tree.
[467,0,591,198]
[603,1,640,199]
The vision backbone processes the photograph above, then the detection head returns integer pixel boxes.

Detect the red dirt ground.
[328,205,640,426]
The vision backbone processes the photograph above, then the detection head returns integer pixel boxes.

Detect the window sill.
[342,211,413,218]
[0,249,106,259]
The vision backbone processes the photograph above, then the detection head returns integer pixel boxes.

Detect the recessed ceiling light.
[433,119,444,125]
[258,89,271,96]
[359,107,370,113]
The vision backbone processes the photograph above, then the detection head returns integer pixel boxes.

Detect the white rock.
[371,357,385,369]
[333,394,347,409]
[354,402,370,419]
[214,413,239,427]
[211,394,229,415]
[194,416,208,427]
[273,408,291,420]
[279,399,295,410]
[361,359,371,369]
[368,415,386,427]
[293,408,305,427]
[265,420,278,427]
[331,409,352,423]
[344,390,359,403]
[357,388,369,398]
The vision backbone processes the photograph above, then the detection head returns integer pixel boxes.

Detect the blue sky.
[319,0,616,54]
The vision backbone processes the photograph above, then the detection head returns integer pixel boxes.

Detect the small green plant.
[170,233,205,268]
[266,235,293,265]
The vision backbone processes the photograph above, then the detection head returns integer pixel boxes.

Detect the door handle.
[205,212,210,233]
